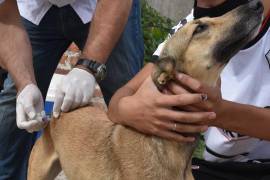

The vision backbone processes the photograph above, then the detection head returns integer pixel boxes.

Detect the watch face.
[96,64,107,81]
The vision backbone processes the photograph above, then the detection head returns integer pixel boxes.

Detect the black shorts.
[192,158,270,180]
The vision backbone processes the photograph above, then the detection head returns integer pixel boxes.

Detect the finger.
[171,123,208,134]
[167,81,190,95]
[40,110,50,122]
[81,86,95,106]
[151,119,206,134]
[156,93,205,107]
[17,112,44,132]
[53,91,64,118]
[158,129,196,143]
[20,120,39,132]
[175,73,207,93]
[81,94,91,106]
[24,104,46,123]
[174,105,201,112]
[156,109,216,124]
[16,103,27,130]
[30,113,48,131]
[61,94,74,112]
[26,121,46,133]
[27,120,47,133]
[162,88,173,95]
[167,81,210,111]
[71,90,83,110]
[192,101,214,111]
[154,119,209,135]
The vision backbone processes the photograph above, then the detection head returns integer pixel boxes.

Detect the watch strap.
[76,58,102,73]
[75,58,106,82]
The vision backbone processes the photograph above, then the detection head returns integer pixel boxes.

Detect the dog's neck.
[147,134,199,179]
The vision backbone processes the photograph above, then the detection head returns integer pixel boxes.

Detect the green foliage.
[193,136,206,159]
[141,0,174,62]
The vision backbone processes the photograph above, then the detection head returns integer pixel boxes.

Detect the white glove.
[16,84,47,133]
[53,68,96,118]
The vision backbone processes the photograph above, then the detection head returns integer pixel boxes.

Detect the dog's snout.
[248,0,263,12]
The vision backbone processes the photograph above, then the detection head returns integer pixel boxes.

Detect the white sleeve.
[152,10,194,58]
[0,0,4,4]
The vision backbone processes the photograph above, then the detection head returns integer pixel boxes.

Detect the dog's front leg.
[184,163,195,180]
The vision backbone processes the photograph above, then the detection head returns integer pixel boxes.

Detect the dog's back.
[28,106,194,180]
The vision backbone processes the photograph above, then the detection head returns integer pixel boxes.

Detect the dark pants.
[192,158,270,180]
[0,1,144,179]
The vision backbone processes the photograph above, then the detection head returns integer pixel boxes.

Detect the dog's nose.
[248,0,263,12]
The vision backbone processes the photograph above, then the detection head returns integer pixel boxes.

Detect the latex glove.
[53,68,96,118]
[16,84,47,133]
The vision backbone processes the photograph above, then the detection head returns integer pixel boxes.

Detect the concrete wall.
[145,0,194,22]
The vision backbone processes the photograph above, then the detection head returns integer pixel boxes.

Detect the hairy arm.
[108,63,154,123]
[52,0,134,116]
[0,1,47,132]
[81,0,133,63]
[0,0,35,92]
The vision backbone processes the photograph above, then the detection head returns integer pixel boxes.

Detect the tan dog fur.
[28,2,262,180]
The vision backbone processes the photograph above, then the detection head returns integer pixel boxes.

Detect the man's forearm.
[212,100,270,140]
[0,0,35,92]
[108,63,154,123]
[82,0,133,63]
[108,85,136,123]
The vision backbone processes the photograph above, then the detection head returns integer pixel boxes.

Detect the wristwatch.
[75,58,107,82]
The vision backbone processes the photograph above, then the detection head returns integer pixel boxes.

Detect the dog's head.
[153,0,263,88]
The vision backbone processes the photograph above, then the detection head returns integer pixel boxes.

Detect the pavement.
[146,0,194,22]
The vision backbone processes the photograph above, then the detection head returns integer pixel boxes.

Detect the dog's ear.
[151,57,176,91]
[160,25,193,61]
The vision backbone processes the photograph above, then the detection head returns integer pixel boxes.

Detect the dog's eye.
[193,24,208,35]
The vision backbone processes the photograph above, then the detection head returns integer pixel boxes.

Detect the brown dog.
[28,1,263,180]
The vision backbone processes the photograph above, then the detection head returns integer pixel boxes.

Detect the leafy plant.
[141,0,174,62]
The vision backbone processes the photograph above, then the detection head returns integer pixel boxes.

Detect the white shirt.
[17,0,97,25]
[204,26,270,162]
[0,0,4,4]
